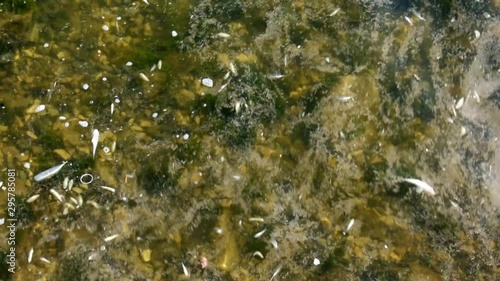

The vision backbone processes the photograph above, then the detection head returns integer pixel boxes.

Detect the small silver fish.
[92,129,99,159]
[402,178,436,196]
[34,161,68,182]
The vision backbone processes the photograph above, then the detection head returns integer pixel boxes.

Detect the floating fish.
[92,129,99,159]
[34,161,68,182]
[402,178,436,196]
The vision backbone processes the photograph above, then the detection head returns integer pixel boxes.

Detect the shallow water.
[0,0,499,280]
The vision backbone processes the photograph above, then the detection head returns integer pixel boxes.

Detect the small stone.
[172,30,178,37]
[82,83,89,90]
[313,258,320,266]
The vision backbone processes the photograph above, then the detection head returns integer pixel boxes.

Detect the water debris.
[329,8,340,16]
[92,129,99,159]
[254,228,267,238]
[181,262,190,277]
[104,234,119,242]
[216,32,230,38]
[139,73,150,82]
[404,16,413,26]
[270,266,282,281]
[346,218,355,233]
[336,96,353,101]
[26,194,40,203]
[100,186,116,193]
[34,161,68,182]
[49,189,64,203]
[402,178,436,196]
[201,78,214,87]
[253,251,264,259]
[80,173,94,184]
[28,248,34,263]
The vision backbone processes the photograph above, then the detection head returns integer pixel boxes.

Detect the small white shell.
[104,234,119,242]
[26,194,40,203]
[139,73,150,82]
[455,97,464,109]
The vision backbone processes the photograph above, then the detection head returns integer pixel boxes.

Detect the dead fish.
[34,161,68,182]
[92,129,99,159]
[402,178,436,196]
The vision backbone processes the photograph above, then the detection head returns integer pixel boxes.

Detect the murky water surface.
[0,0,499,280]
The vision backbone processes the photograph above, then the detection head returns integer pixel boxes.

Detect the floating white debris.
[34,161,68,182]
[28,248,34,263]
[216,32,230,38]
[49,189,64,203]
[126,61,133,66]
[104,234,119,242]
[313,258,320,266]
[82,83,89,90]
[26,194,40,203]
[181,262,190,277]
[100,186,116,193]
[346,218,355,233]
[254,228,267,238]
[35,104,46,112]
[404,16,413,26]
[139,73,150,82]
[474,30,480,39]
[402,178,436,196]
[80,173,94,184]
[91,129,99,159]
[79,120,89,127]
[172,30,178,37]
[455,97,464,109]
[201,78,214,87]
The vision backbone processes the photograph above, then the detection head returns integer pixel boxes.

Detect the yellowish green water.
[0,0,499,280]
